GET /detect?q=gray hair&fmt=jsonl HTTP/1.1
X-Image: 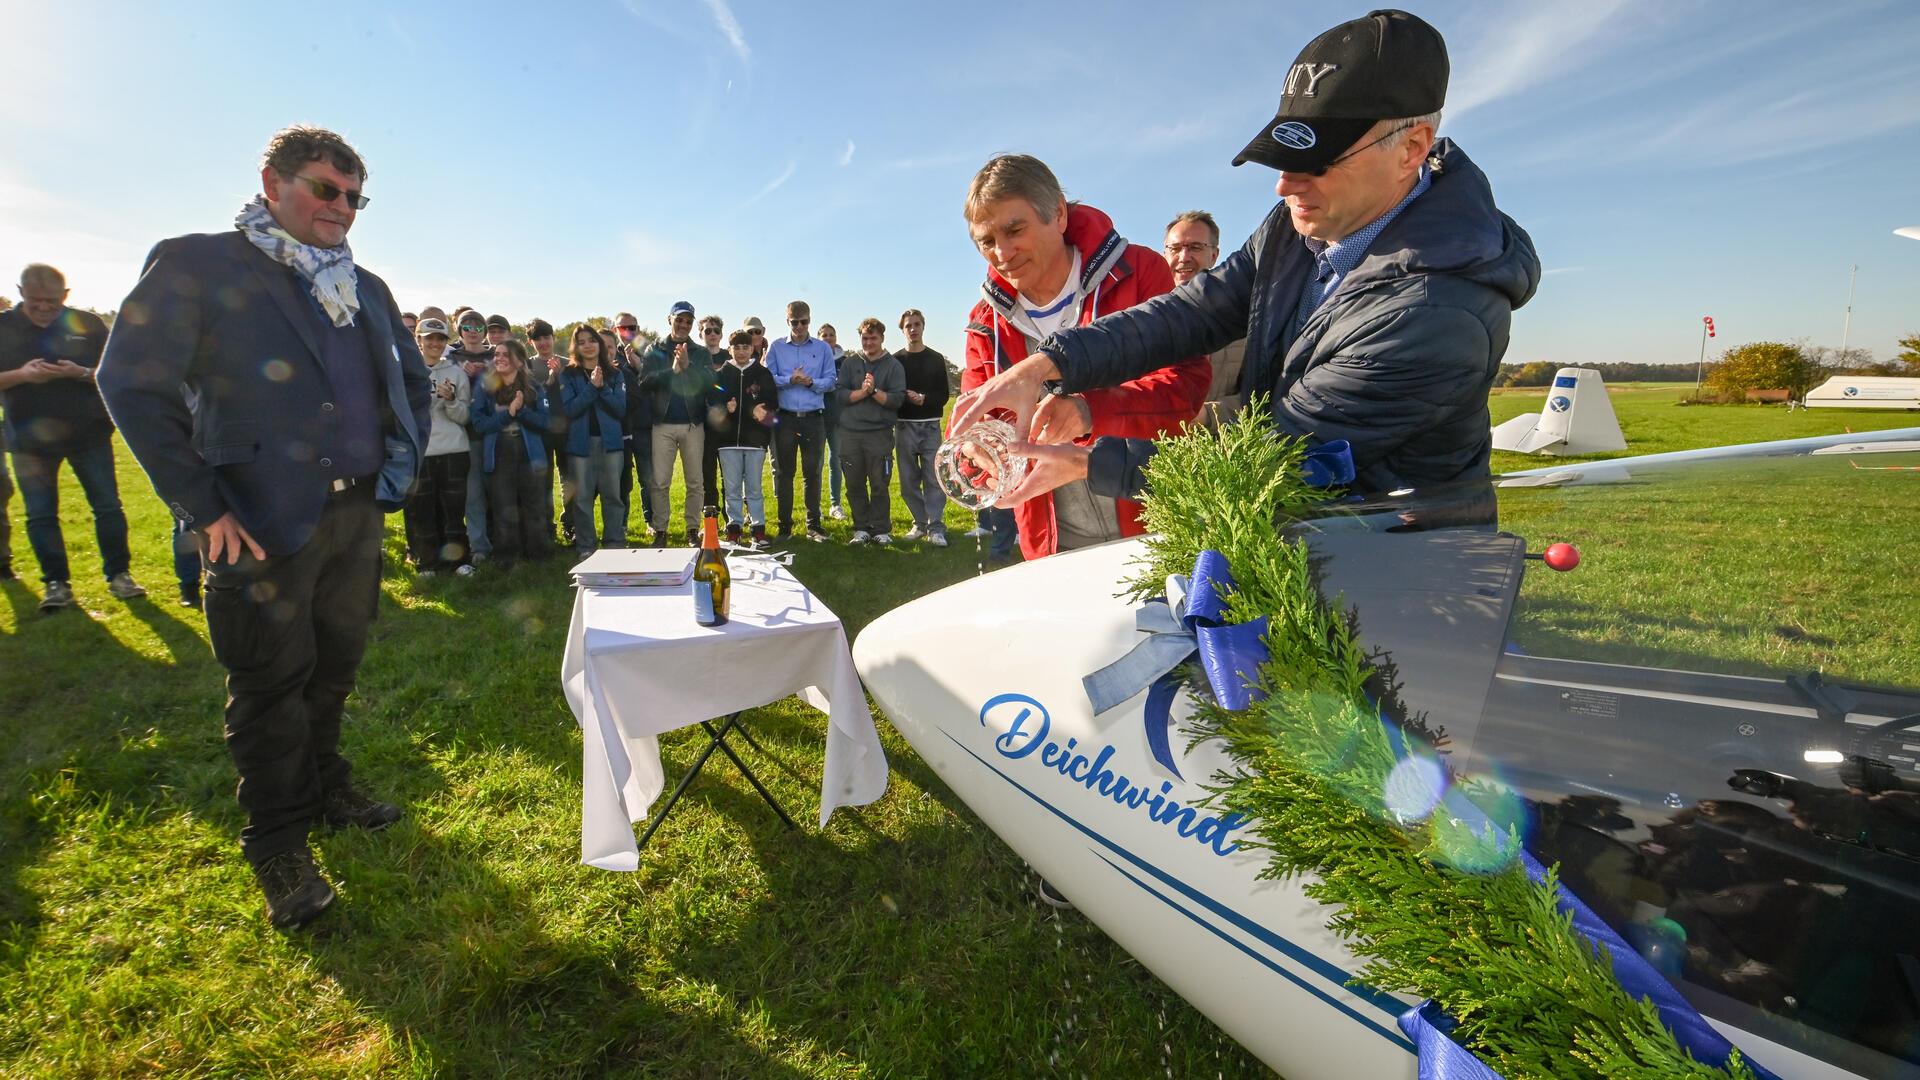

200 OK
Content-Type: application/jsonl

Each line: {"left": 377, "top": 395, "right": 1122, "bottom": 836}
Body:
{"left": 1164, "top": 210, "right": 1220, "bottom": 248}
{"left": 19, "top": 263, "right": 66, "bottom": 291}
{"left": 1385, "top": 110, "right": 1443, "bottom": 147}
{"left": 965, "top": 154, "right": 1066, "bottom": 224}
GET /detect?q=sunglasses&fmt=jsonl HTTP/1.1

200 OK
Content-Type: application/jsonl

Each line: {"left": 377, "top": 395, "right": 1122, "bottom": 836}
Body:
{"left": 283, "top": 171, "right": 370, "bottom": 210}
{"left": 788, "top": 318, "right": 810, "bottom": 326}
{"left": 1302, "top": 122, "right": 1414, "bottom": 178}
{"left": 458, "top": 323, "right": 484, "bottom": 333}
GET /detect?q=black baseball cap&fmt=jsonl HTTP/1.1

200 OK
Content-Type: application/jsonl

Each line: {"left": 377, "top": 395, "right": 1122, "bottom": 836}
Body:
{"left": 1233, "top": 9, "right": 1448, "bottom": 173}
{"left": 484, "top": 313, "right": 510, "bottom": 330}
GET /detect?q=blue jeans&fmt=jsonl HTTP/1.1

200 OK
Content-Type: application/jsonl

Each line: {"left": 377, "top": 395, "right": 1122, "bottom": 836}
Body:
{"left": 11, "top": 439, "right": 131, "bottom": 584}
{"left": 464, "top": 447, "right": 492, "bottom": 557}
{"left": 569, "top": 443, "right": 628, "bottom": 554}
{"left": 717, "top": 446, "right": 767, "bottom": 527}
{"left": 0, "top": 450, "right": 12, "bottom": 571}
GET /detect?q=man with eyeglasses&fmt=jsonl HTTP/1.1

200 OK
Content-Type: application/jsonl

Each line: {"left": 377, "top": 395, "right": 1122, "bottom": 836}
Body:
{"left": 1161, "top": 210, "right": 1246, "bottom": 429}
{"left": 99, "top": 125, "right": 432, "bottom": 931}
{"left": 637, "top": 301, "right": 714, "bottom": 546}
{"left": 447, "top": 309, "right": 496, "bottom": 561}
{"left": 951, "top": 9, "right": 1539, "bottom": 503}
{"left": 697, "top": 314, "right": 728, "bottom": 511}
{"left": 763, "top": 300, "right": 837, "bottom": 541}
{"left": 0, "top": 263, "right": 144, "bottom": 610}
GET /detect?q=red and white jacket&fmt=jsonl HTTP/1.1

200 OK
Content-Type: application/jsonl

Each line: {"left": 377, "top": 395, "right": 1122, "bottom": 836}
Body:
{"left": 961, "top": 203, "right": 1209, "bottom": 560}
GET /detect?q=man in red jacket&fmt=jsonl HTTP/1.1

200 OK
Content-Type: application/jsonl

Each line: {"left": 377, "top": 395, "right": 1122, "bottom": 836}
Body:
{"left": 959, "top": 154, "right": 1209, "bottom": 560}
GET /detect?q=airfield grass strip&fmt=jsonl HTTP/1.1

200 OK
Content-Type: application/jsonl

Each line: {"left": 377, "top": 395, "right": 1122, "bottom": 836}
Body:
{"left": 1129, "top": 404, "right": 1753, "bottom": 1079}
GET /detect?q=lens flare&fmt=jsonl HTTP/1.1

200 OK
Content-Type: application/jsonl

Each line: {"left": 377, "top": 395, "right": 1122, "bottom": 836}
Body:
{"left": 1383, "top": 753, "right": 1447, "bottom": 823}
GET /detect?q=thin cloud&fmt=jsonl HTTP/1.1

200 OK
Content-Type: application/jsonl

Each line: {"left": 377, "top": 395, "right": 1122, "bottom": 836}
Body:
{"left": 741, "top": 161, "right": 797, "bottom": 207}
{"left": 701, "top": 0, "right": 750, "bottom": 62}
{"left": 1542, "top": 267, "right": 1585, "bottom": 277}
{"left": 839, "top": 139, "right": 856, "bottom": 167}
{"left": 1445, "top": 0, "right": 1640, "bottom": 122}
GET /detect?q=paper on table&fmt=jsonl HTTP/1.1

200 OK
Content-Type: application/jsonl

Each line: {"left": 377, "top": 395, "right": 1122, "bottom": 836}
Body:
{"left": 571, "top": 547, "right": 695, "bottom": 587}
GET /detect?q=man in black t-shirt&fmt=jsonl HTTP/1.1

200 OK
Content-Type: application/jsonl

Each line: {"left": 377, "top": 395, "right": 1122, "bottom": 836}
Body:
{"left": 893, "top": 308, "right": 952, "bottom": 546}
{"left": 0, "top": 263, "right": 143, "bottom": 611}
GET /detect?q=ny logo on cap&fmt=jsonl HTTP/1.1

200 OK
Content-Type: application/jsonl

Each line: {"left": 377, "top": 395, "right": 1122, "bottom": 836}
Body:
{"left": 1284, "top": 62, "right": 1340, "bottom": 97}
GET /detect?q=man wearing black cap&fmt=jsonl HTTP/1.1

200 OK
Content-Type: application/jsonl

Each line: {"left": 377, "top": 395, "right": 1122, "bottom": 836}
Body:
{"left": 951, "top": 9, "right": 1540, "bottom": 499}
{"left": 483, "top": 314, "right": 511, "bottom": 348}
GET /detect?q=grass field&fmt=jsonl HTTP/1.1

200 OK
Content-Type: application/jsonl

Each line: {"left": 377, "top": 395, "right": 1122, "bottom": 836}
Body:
{"left": 2, "top": 387, "right": 1916, "bottom": 1077}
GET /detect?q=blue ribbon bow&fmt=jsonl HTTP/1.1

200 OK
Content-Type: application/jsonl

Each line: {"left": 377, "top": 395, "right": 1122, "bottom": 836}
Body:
{"left": 1302, "top": 438, "right": 1356, "bottom": 489}
{"left": 1083, "top": 550, "right": 1270, "bottom": 779}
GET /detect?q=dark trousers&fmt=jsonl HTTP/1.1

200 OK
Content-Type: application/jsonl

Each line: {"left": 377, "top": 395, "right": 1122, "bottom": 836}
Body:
{"left": 172, "top": 520, "right": 201, "bottom": 589}
{"left": 622, "top": 432, "right": 654, "bottom": 533}
{"left": 401, "top": 451, "right": 471, "bottom": 570}
{"left": 203, "top": 482, "right": 382, "bottom": 866}
{"left": 700, "top": 427, "right": 722, "bottom": 515}
{"left": 840, "top": 426, "right": 894, "bottom": 535}
{"left": 773, "top": 410, "right": 826, "bottom": 530}
{"left": 984, "top": 508, "right": 1017, "bottom": 558}
{"left": 11, "top": 438, "right": 131, "bottom": 584}
{"left": 487, "top": 433, "right": 553, "bottom": 565}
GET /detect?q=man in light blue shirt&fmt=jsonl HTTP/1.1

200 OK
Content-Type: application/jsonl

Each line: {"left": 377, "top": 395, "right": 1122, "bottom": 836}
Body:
{"left": 763, "top": 300, "right": 837, "bottom": 539}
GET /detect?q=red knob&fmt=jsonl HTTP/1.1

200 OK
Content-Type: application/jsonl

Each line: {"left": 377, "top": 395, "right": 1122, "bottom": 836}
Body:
{"left": 1543, "top": 543, "right": 1580, "bottom": 572}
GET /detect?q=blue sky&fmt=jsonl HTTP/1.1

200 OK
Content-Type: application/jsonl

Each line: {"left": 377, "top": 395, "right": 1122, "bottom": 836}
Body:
{"left": 4, "top": 0, "right": 1918, "bottom": 369}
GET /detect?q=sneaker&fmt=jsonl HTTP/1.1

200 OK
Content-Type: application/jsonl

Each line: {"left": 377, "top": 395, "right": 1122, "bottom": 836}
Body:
{"left": 875, "top": 533, "right": 892, "bottom": 546}
{"left": 776, "top": 526, "right": 794, "bottom": 542}
{"left": 806, "top": 525, "right": 829, "bottom": 542}
{"left": 38, "top": 580, "right": 73, "bottom": 613}
{"left": 254, "top": 847, "right": 335, "bottom": 930}
{"left": 725, "top": 523, "right": 742, "bottom": 543}
{"left": 929, "top": 530, "right": 949, "bottom": 548}
{"left": 752, "top": 526, "right": 769, "bottom": 545}
{"left": 415, "top": 568, "right": 438, "bottom": 579}
{"left": 963, "top": 525, "right": 990, "bottom": 539}
{"left": 650, "top": 530, "right": 671, "bottom": 548}
{"left": 178, "top": 582, "right": 201, "bottom": 609}
{"left": 849, "top": 530, "right": 871, "bottom": 545}
{"left": 453, "top": 564, "right": 478, "bottom": 578}
{"left": 107, "top": 572, "right": 146, "bottom": 600}
{"left": 470, "top": 552, "right": 490, "bottom": 564}
{"left": 1036, "top": 877, "right": 1074, "bottom": 910}
{"left": 902, "top": 524, "right": 926, "bottom": 541}
{"left": 828, "top": 505, "right": 846, "bottom": 521}
{"left": 685, "top": 528, "right": 700, "bottom": 546}
{"left": 321, "top": 784, "right": 403, "bottom": 831}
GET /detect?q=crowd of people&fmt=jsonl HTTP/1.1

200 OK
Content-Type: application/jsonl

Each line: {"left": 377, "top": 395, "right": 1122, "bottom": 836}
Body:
{"left": 381, "top": 296, "right": 964, "bottom": 578}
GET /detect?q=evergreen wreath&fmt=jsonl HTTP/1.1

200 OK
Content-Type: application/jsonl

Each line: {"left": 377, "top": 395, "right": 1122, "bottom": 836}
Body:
{"left": 1124, "top": 403, "right": 1752, "bottom": 1079}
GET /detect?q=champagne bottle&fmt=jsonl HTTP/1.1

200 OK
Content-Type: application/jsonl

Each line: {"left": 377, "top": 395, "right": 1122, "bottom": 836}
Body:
{"left": 693, "top": 511, "right": 730, "bottom": 626}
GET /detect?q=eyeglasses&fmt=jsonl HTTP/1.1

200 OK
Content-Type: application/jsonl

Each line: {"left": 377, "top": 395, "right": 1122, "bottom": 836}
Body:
{"left": 1164, "top": 242, "right": 1216, "bottom": 257}
{"left": 282, "top": 171, "right": 370, "bottom": 210}
{"left": 1302, "top": 121, "right": 1416, "bottom": 178}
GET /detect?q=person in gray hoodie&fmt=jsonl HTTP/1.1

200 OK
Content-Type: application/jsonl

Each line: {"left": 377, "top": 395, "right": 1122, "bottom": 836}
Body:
{"left": 834, "top": 318, "right": 905, "bottom": 544}
{"left": 950, "top": 10, "right": 1539, "bottom": 504}
{"left": 402, "top": 318, "right": 475, "bottom": 576}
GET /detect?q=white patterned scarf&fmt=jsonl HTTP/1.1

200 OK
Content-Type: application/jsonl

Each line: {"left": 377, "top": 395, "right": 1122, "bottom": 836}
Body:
{"left": 234, "top": 195, "right": 361, "bottom": 327}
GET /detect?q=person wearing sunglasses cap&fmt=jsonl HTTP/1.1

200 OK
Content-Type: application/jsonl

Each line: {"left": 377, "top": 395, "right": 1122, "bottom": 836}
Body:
{"left": 98, "top": 124, "right": 432, "bottom": 931}
{"left": 951, "top": 8, "right": 1539, "bottom": 504}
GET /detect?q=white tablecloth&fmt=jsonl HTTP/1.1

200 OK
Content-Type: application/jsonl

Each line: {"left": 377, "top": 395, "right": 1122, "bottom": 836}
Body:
{"left": 561, "top": 558, "right": 889, "bottom": 870}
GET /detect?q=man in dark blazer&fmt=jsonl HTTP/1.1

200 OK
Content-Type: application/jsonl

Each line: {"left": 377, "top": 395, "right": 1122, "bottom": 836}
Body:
{"left": 98, "top": 125, "right": 431, "bottom": 930}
